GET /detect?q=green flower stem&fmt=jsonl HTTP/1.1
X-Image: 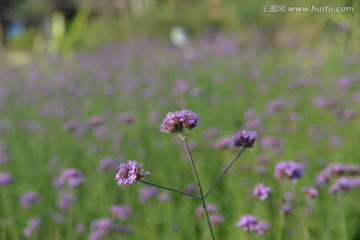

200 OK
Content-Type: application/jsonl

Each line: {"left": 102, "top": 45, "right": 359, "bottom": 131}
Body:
{"left": 139, "top": 180, "right": 201, "bottom": 201}
{"left": 204, "top": 147, "right": 245, "bottom": 199}
{"left": 322, "top": 193, "right": 345, "bottom": 240}
{"left": 180, "top": 134, "right": 216, "bottom": 240}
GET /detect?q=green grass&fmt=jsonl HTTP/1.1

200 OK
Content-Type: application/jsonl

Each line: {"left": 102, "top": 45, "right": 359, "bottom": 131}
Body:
{"left": 1, "top": 30, "right": 360, "bottom": 239}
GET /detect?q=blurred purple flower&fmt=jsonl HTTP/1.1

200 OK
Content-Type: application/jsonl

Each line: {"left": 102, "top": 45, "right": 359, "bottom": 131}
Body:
{"left": 236, "top": 214, "right": 258, "bottom": 231}
{"left": 267, "top": 99, "right": 285, "bottom": 114}
{"left": 255, "top": 220, "right": 269, "bottom": 235}
{"left": 19, "top": 191, "right": 40, "bottom": 208}
{"left": 302, "top": 187, "right": 319, "bottom": 199}
{"left": 336, "top": 76, "right": 353, "bottom": 90}
{"left": 111, "top": 205, "right": 133, "bottom": 220}
{"left": 253, "top": 183, "right": 272, "bottom": 201}
{"left": 56, "top": 168, "right": 84, "bottom": 188}
{"left": 57, "top": 193, "right": 76, "bottom": 210}
{"left": 118, "top": 113, "right": 136, "bottom": 124}
{"left": 210, "top": 214, "right": 224, "bottom": 226}
{"left": 0, "top": 172, "right": 12, "bottom": 186}
{"left": 28, "top": 215, "right": 42, "bottom": 228}
{"left": 139, "top": 186, "right": 158, "bottom": 203}
{"left": 99, "top": 157, "right": 118, "bottom": 172}
{"left": 274, "top": 161, "right": 303, "bottom": 182}
{"left": 330, "top": 177, "right": 352, "bottom": 194}
{"left": 212, "top": 136, "right": 233, "bottom": 150}
{"left": 115, "top": 160, "right": 150, "bottom": 185}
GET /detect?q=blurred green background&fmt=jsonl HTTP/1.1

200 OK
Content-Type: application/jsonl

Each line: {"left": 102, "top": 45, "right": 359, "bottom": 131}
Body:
{"left": 1, "top": 0, "right": 359, "bottom": 55}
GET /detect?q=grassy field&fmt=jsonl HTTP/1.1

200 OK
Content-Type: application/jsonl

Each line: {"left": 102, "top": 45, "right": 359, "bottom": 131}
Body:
{"left": 1, "top": 29, "right": 360, "bottom": 240}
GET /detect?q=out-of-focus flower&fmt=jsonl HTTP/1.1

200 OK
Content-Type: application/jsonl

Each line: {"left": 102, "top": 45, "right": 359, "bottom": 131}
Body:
{"left": 274, "top": 161, "right": 303, "bottom": 182}
{"left": 111, "top": 205, "right": 132, "bottom": 220}
{"left": 160, "top": 110, "right": 200, "bottom": 134}
{"left": 231, "top": 130, "right": 257, "bottom": 148}
{"left": 0, "top": 172, "right": 12, "bottom": 186}
{"left": 139, "top": 186, "right": 158, "bottom": 203}
{"left": 253, "top": 183, "right": 272, "bottom": 201}
{"left": 56, "top": 168, "right": 84, "bottom": 188}
{"left": 212, "top": 136, "right": 233, "bottom": 150}
{"left": 236, "top": 214, "right": 258, "bottom": 231}
{"left": 57, "top": 193, "right": 76, "bottom": 210}
{"left": 210, "top": 214, "right": 224, "bottom": 226}
{"left": 330, "top": 177, "right": 352, "bottom": 194}
{"left": 302, "top": 187, "right": 319, "bottom": 199}
{"left": 115, "top": 160, "right": 150, "bottom": 185}
{"left": 118, "top": 113, "right": 136, "bottom": 124}
{"left": 99, "top": 157, "right": 118, "bottom": 172}
{"left": 282, "top": 204, "right": 293, "bottom": 215}
{"left": 255, "top": 221, "right": 269, "bottom": 235}
{"left": 19, "top": 191, "right": 40, "bottom": 208}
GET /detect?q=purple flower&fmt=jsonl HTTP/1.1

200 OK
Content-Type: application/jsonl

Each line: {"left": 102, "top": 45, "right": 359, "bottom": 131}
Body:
{"left": 210, "top": 214, "right": 225, "bottom": 226}
{"left": 139, "top": 186, "right": 158, "bottom": 203}
{"left": 28, "top": 215, "right": 42, "bottom": 228}
{"left": 57, "top": 193, "right": 76, "bottom": 210}
{"left": 302, "top": 187, "right": 319, "bottom": 199}
{"left": 231, "top": 130, "right": 257, "bottom": 148}
{"left": 160, "top": 110, "right": 200, "bottom": 134}
{"left": 330, "top": 177, "right": 352, "bottom": 194}
{"left": 19, "top": 191, "right": 40, "bottom": 208}
{"left": 253, "top": 183, "right": 272, "bottom": 201}
{"left": 0, "top": 172, "right": 12, "bottom": 186}
{"left": 90, "top": 218, "right": 114, "bottom": 236}
{"left": 236, "top": 214, "right": 258, "bottom": 231}
{"left": 255, "top": 221, "right": 269, "bottom": 235}
{"left": 111, "top": 205, "right": 132, "bottom": 220}
{"left": 274, "top": 161, "right": 303, "bottom": 182}
{"left": 99, "top": 157, "right": 118, "bottom": 172}
{"left": 118, "top": 113, "right": 136, "bottom": 124}
{"left": 56, "top": 168, "right": 84, "bottom": 187}
{"left": 115, "top": 160, "right": 150, "bottom": 185}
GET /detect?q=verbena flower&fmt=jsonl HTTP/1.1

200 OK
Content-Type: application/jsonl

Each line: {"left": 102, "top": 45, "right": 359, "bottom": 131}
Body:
{"left": 253, "top": 183, "right": 272, "bottom": 201}
{"left": 56, "top": 168, "right": 84, "bottom": 188}
{"left": 19, "top": 191, "right": 40, "bottom": 208}
{"left": 274, "top": 161, "right": 303, "bottom": 182}
{"left": 236, "top": 214, "right": 258, "bottom": 231}
{"left": 116, "top": 160, "right": 150, "bottom": 185}
{"left": 302, "top": 187, "right": 319, "bottom": 199}
{"left": 329, "top": 177, "right": 352, "bottom": 194}
{"left": 0, "top": 172, "right": 12, "bottom": 186}
{"left": 111, "top": 205, "right": 133, "bottom": 220}
{"left": 159, "top": 110, "right": 200, "bottom": 134}
{"left": 255, "top": 220, "right": 269, "bottom": 235}
{"left": 231, "top": 130, "right": 257, "bottom": 148}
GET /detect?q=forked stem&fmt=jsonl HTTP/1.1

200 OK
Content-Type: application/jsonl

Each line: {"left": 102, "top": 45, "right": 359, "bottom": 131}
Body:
{"left": 180, "top": 133, "right": 216, "bottom": 240}
{"left": 204, "top": 147, "right": 245, "bottom": 198}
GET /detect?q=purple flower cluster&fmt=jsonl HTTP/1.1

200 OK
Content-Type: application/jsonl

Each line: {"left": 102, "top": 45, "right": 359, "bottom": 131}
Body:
{"left": 55, "top": 168, "right": 84, "bottom": 188}
{"left": 111, "top": 205, "right": 133, "bottom": 220}
{"left": 236, "top": 214, "right": 269, "bottom": 235}
{"left": 231, "top": 130, "right": 257, "bottom": 148}
{"left": 301, "top": 187, "right": 319, "bottom": 199}
{"left": 274, "top": 161, "right": 303, "bottom": 182}
{"left": 159, "top": 110, "right": 200, "bottom": 134}
{"left": 19, "top": 191, "right": 40, "bottom": 208}
{"left": 89, "top": 218, "right": 114, "bottom": 240}
{"left": 315, "top": 163, "right": 360, "bottom": 186}
{"left": 253, "top": 183, "right": 272, "bottom": 201}
{"left": 115, "top": 160, "right": 150, "bottom": 185}
{"left": 23, "top": 216, "right": 42, "bottom": 238}
{"left": 329, "top": 177, "right": 353, "bottom": 194}
{"left": 0, "top": 172, "right": 12, "bottom": 186}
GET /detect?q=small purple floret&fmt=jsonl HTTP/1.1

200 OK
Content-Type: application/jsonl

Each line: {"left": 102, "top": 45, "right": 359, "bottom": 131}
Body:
{"left": 115, "top": 160, "right": 150, "bottom": 185}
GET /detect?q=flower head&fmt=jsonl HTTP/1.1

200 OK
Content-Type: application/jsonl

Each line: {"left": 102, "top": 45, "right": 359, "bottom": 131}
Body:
{"left": 231, "top": 130, "right": 257, "bottom": 148}
{"left": 236, "top": 214, "right": 258, "bottom": 231}
{"left": 160, "top": 110, "right": 200, "bottom": 134}
{"left": 253, "top": 183, "right": 272, "bottom": 201}
{"left": 56, "top": 168, "right": 84, "bottom": 188}
{"left": 115, "top": 160, "right": 150, "bottom": 185}
{"left": 274, "top": 161, "right": 303, "bottom": 182}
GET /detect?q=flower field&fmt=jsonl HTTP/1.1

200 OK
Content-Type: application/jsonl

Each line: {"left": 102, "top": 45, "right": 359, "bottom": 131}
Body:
{"left": 1, "top": 31, "right": 360, "bottom": 239}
